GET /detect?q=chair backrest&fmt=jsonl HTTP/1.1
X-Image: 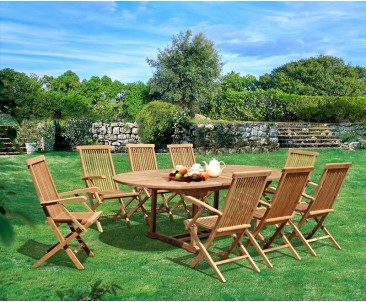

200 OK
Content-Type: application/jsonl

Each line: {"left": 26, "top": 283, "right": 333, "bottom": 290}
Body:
{"left": 284, "top": 149, "right": 319, "bottom": 168}
{"left": 310, "top": 162, "right": 352, "bottom": 212}
{"left": 26, "top": 155, "right": 65, "bottom": 217}
{"left": 76, "top": 145, "right": 118, "bottom": 191}
{"left": 167, "top": 144, "right": 196, "bottom": 168}
{"left": 126, "top": 144, "right": 158, "bottom": 172}
{"left": 266, "top": 166, "right": 313, "bottom": 220}
{"left": 216, "top": 170, "right": 271, "bottom": 231}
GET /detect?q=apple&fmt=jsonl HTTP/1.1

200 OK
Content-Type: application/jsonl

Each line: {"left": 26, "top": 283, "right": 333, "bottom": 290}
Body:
{"left": 175, "top": 173, "right": 183, "bottom": 179}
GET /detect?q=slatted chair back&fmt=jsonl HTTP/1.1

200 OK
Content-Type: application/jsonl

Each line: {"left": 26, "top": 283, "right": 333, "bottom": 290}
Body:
{"left": 284, "top": 149, "right": 319, "bottom": 168}
{"left": 309, "top": 163, "right": 351, "bottom": 213}
{"left": 77, "top": 145, "right": 118, "bottom": 191}
{"left": 126, "top": 144, "right": 158, "bottom": 171}
{"left": 266, "top": 167, "right": 313, "bottom": 220}
{"left": 167, "top": 144, "right": 196, "bottom": 168}
{"left": 26, "top": 156, "right": 64, "bottom": 217}
{"left": 217, "top": 170, "right": 272, "bottom": 231}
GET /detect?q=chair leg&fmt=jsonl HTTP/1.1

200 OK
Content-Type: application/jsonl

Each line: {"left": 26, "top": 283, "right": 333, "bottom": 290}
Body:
{"left": 190, "top": 231, "right": 226, "bottom": 283}
{"left": 33, "top": 227, "right": 85, "bottom": 270}
{"left": 244, "top": 229, "right": 273, "bottom": 268}
{"left": 288, "top": 220, "right": 317, "bottom": 256}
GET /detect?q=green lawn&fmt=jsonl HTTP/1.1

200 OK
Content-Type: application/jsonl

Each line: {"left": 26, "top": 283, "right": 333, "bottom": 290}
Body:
{"left": 0, "top": 149, "right": 365, "bottom": 300}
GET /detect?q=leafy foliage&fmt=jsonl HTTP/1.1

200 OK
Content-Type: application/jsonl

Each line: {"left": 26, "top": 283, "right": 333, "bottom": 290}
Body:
{"left": 61, "top": 117, "right": 96, "bottom": 149}
{"left": 147, "top": 29, "right": 223, "bottom": 116}
{"left": 116, "top": 82, "right": 150, "bottom": 121}
{"left": 0, "top": 68, "right": 43, "bottom": 122}
{"left": 207, "top": 88, "right": 292, "bottom": 121}
{"left": 15, "top": 119, "right": 55, "bottom": 149}
{"left": 56, "top": 279, "right": 121, "bottom": 301}
{"left": 258, "top": 55, "right": 366, "bottom": 96}
{"left": 171, "top": 110, "right": 192, "bottom": 143}
{"left": 136, "top": 100, "right": 178, "bottom": 149}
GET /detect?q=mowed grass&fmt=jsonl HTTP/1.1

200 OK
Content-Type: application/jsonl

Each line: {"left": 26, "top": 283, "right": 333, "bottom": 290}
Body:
{"left": 0, "top": 148, "right": 365, "bottom": 300}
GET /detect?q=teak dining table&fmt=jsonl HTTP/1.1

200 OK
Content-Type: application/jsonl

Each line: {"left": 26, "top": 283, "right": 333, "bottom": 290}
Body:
{"left": 114, "top": 165, "right": 281, "bottom": 252}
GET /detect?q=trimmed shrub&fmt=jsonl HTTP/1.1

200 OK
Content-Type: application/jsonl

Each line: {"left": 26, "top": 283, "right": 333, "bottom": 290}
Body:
{"left": 136, "top": 101, "right": 179, "bottom": 149}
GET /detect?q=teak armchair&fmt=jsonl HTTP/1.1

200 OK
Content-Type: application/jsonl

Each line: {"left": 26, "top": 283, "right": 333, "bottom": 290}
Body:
{"left": 26, "top": 155, "right": 102, "bottom": 270}
{"left": 183, "top": 170, "right": 272, "bottom": 283}
{"left": 246, "top": 166, "right": 316, "bottom": 267}
{"left": 126, "top": 144, "right": 177, "bottom": 221}
{"left": 76, "top": 145, "right": 147, "bottom": 230}
{"left": 289, "top": 162, "right": 352, "bottom": 255}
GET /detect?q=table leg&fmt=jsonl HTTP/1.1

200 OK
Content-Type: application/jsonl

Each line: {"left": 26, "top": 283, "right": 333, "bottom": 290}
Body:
{"left": 213, "top": 190, "right": 220, "bottom": 209}
{"left": 150, "top": 189, "right": 157, "bottom": 234}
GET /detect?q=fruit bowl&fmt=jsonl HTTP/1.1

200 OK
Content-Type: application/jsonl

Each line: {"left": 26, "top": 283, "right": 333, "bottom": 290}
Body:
{"left": 168, "top": 173, "right": 205, "bottom": 182}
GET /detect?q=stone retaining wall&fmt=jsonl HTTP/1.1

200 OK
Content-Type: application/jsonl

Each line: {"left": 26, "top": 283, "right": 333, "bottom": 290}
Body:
{"left": 91, "top": 122, "right": 279, "bottom": 153}
{"left": 91, "top": 121, "right": 365, "bottom": 153}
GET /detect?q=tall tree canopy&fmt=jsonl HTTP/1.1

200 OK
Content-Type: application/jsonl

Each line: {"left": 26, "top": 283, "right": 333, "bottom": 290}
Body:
{"left": 0, "top": 68, "right": 43, "bottom": 122}
{"left": 147, "top": 29, "right": 223, "bottom": 116}
{"left": 258, "top": 55, "right": 366, "bottom": 96}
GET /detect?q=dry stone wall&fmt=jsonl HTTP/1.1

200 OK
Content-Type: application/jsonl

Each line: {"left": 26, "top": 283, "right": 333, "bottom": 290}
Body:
{"left": 91, "top": 121, "right": 365, "bottom": 153}
{"left": 91, "top": 121, "right": 279, "bottom": 153}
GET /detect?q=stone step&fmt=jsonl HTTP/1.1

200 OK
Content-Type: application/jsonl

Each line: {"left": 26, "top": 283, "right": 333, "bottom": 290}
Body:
{"left": 278, "top": 135, "right": 337, "bottom": 140}
{"left": 0, "top": 151, "right": 22, "bottom": 155}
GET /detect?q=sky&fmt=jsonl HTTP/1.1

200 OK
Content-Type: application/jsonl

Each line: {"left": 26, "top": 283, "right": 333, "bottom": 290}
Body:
{"left": 1, "top": 1, "right": 366, "bottom": 84}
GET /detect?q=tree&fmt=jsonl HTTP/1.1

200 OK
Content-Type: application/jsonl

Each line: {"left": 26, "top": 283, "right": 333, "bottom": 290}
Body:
{"left": 258, "top": 55, "right": 366, "bottom": 96}
{"left": 0, "top": 68, "right": 43, "bottom": 122}
{"left": 117, "top": 82, "right": 149, "bottom": 120}
{"left": 147, "top": 29, "right": 223, "bottom": 116}
{"left": 220, "top": 71, "right": 258, "bottom": 91}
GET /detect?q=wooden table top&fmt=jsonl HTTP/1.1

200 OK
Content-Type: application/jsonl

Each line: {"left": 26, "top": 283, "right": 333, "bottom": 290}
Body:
{"left": 114, "top": 165, "right": 281, "bottom": 192}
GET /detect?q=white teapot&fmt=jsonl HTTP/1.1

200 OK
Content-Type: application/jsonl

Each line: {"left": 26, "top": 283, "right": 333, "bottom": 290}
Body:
{"left": 203, "top": 158, "right": 226, "bottom": 177}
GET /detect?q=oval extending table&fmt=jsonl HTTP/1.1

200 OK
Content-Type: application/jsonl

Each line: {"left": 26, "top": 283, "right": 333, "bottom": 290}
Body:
{"left": 114, "top": 165, "right": 281, "bottom": 252}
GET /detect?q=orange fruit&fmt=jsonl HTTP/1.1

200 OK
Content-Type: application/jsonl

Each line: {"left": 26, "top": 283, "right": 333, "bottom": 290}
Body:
{"left": 179, "top": 167, "right": 188, "bottom": 174}
{"left": 201, "top": 171, "right": 209, "bottom": 180}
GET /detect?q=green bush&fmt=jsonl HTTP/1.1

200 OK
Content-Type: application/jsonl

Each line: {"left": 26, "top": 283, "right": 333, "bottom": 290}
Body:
{"left": 60, "top": 117, "right": 95, "bottom": 150}
{"left": 206, "top": 88, "right": 290, "bottom": 121}
{"left": 15, "top": 119, "right": 55, "bottom": 150}
{"left": 288, "top": 95, "right": 366, "bottom": 122}
{"left": 136, "top": 100, "right": 179, "bottom": 149}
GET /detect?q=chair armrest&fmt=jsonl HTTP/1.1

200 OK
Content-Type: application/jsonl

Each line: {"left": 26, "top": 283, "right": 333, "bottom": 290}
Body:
{"left": 59, "top": 187, "right": 100, "bottom": 197}
{"left": 184, "top": 196, "right": 221, "bottom": 216}
{"left": 259, "top": 199, "right": 271, "bottom": 208}
{"left": 58, "top": 196, "right": 88, "bottom": 204}
{"left": 82, "top": 175, "right": 106, "bottom": 181}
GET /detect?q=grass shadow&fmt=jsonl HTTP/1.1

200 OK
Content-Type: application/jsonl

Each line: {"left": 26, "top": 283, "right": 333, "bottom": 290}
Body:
{"left": 17, "top": 239, "right": 89, "bottom": 269}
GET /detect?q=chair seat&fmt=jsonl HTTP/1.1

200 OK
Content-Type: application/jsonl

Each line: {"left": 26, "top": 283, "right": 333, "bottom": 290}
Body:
{"left": 295, "top": 202, "right": 309, "bottom": 212}
{"left": 195, "top": 215, "right": 219, "bottom": 230}
{"left": 54, "top": 211, "right": 102, "bottom": 225}
{"left": 253, "top": 207, "right": 267, "bottom": 219}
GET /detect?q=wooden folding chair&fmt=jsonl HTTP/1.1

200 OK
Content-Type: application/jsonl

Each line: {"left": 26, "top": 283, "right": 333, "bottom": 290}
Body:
{"left": 167, "top": 144, "right": 198, "bottom": 217}
{"left": 289, "top": 162, "right": 352, "bottom": 255}
{"left": 264, "top": 149, "right": 319, "bottom": 199}
{"left": 26, "top": 155, "right": 102, "bottom": 270}
{"left": 183, "top": 170, "right": 272, "bottom": 283}
{"left": 167, "top": 144, "right": 196, "bottom": 168}
{"left": 246, "top": 166, "right": 316, "bottom": 267}
{"left": 76, "top": 145, "right": 148, "bottom": 231}
{"left": 126, "top": 144, "right": 177, "bottom": 221}
{"left": 284, "top": 149, "right": 319, "bottom": 168}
